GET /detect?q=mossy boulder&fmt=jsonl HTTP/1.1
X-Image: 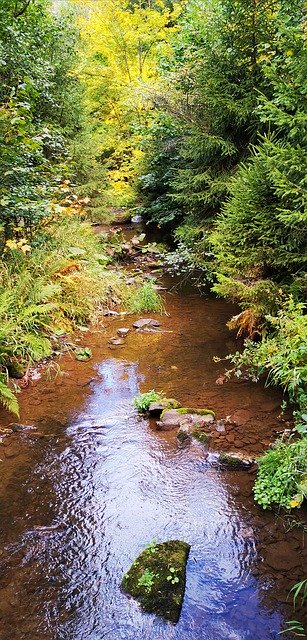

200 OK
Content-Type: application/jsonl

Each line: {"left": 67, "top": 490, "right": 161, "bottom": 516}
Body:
{"left": 219, "top": 451, "right": 255, "bottom": 468}
{"left": 121, "top": 540, "right": 190, "bottom": 623}
{"left": 148, "top": 398, "right": 181, "bottom": 417}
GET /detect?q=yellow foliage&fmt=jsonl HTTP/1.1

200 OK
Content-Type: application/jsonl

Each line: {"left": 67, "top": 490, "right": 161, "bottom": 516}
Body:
{"left": 73, "top": 0, "right": 181, "bottom": 209}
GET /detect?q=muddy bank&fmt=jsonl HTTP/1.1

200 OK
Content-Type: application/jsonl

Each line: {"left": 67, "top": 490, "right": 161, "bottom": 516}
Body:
{"left": 0, "top": 271, "right": 306, "bottom": 639}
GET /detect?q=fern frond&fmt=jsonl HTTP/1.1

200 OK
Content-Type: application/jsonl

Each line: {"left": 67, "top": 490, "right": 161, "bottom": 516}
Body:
{"left": 0, "top": 377, "right": 19, "bottom": 416}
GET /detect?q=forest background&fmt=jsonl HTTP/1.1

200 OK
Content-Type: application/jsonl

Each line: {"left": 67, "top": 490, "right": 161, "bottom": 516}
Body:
{"left": 0, "top": 0, "right": 306, "bottom": 512}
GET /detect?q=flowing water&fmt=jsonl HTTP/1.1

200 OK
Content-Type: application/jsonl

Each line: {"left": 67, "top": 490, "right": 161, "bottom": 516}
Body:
{"left": 0, "top": 262, "right": 306, "bottom": 640}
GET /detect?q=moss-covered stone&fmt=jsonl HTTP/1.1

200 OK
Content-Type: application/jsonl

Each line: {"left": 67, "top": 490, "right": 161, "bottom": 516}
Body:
{"left": 191, "top": 428, "right": 211, "bottom": 444}
{"left": 149, "top": 399, "right": 181, "bottom": 417}
{"left": 219, "top": 451, "right": 254, "bottom": 467}
{"left": 176, "top": 407, "right": 215, "bottom": 417}
{"left": 121, "top": 540, "right": 190, "bottom": 623}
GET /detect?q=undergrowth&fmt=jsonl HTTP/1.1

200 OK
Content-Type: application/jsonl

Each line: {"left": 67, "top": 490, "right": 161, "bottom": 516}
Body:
{"left": 0, "top": 215, "right": 128, "bottom": 415}
{"left": 223, "top": 297, "right": 307, "bottom": 511}
{"left": 254, "top": 437, "right": 307, "bottom": 509}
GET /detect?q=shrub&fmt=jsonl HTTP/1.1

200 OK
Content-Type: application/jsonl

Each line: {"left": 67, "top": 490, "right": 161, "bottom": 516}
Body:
{"left": 254, "top": 438, "right": 307, "bottom": 510}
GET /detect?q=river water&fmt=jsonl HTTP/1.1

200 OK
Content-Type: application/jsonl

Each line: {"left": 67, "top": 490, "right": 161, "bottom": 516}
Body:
{"left": 0, "top": 267, "right": 306, "bottom": 640}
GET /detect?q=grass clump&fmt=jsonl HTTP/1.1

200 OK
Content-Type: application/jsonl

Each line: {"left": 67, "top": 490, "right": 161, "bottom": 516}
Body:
{"left": 133, "top": 390, "right": 164, "bottom": 413}
{"left": 127, "top": 281, "right": 164, "bottom": 314}
{"left": 254, "top": 437, "right": 307, "bottom": 510}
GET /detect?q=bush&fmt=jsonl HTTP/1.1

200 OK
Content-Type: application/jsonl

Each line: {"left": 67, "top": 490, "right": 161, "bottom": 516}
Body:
{"left": 254, "top": 437, "right": 307, "bottom": 509}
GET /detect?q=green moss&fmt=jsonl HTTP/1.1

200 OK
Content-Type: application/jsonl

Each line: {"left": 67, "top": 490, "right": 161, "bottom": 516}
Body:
{"left": 164, "top": 399, "right": 181, "bottom": 410}
{"left": 176, "top": 407, "right": 215, "bottom": 417}
{"left": 220, "top": 452, "right": 238, "bottom": 466}
{"left": 192, "top": 428, "right": 210, "bottom": 443}
{"left": 121, "top": 540, "right": 190, "bottom": 623}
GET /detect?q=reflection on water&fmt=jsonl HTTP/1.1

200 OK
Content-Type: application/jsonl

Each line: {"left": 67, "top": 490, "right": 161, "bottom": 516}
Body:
{"left": 0, "top": 357, "right": 285, "bottom": 640}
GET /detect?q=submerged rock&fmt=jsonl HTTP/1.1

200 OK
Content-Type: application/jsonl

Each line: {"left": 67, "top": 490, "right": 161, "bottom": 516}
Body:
{"left": 121, "top": 540, "right": 190, "bottom": 623}
{"left": 109, "top": 337, "right": 125, "bottom": 346}
{"left": 133, "top": 318, "right": 161, "bottom": 329}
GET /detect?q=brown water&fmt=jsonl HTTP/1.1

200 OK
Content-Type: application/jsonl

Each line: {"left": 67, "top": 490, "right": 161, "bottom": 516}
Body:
{"left": 0, "top": 270, "right": 306, "bottom": 640}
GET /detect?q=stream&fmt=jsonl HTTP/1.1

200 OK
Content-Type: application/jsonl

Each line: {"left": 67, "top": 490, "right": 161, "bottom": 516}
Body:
{"left": 0, "top": 238, "right": 306, "bottom": 640}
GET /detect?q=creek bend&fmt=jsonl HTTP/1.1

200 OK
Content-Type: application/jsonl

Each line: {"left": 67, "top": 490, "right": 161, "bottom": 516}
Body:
{"left": 0, "top": 270, "right": 306, "bottom": 640}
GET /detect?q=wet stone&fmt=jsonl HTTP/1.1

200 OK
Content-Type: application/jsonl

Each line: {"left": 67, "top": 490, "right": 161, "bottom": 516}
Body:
{"left": 121, "top": 540, "right": 190, "bottom": 623}
{"left": 157, "top": 410, "right": 181, "bottom": 431}
{"left": 117, "top": 328, "right": 130, "bottom": 337}
{"left": 148, "top": 399, "right": 181, "bottom": 417}
{"left": 264, "top": 542, "right": 301, "bottom": 571}
{"left": 133, "top": 318, "right": 161, "bottom": 329}
{"left": 215, "top": 420, "right": 226, "bottom": 433}
{"left": 109, "top": 338, "right": 125, "bottom": 346}
{"left": 4, "top": 444, "right": 21, "bottom": 458}
{"left": 103, "top": 309, "right": 119, "bottom": 317}
{"left": 219, "top": 451, "right": 255, "bottom": 468}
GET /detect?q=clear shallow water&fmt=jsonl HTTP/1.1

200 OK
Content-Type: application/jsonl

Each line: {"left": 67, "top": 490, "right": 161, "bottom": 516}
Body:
{"left": 0, "top": 357, "right": 284, "bottom": 640}
{"left": 1, "top": 277, "right": 305, "bottom": 640}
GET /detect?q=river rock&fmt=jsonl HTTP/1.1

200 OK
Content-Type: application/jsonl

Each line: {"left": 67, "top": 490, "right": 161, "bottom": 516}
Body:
{"left": 157, "top": 407, "right": 215, "bottom": 432}
{"left": 109, "top": 338, "right": 125, "bottom": 346}
{"left": 156, "top": 410, "right": 181, "bottom": 431}
{"left": 103, "top": 309, "right": 119, "bottom": 317}
{"left": 219, "top": 451, "right": 255, "bottom": 468}
{"left": 121, "top": 539, "right": 190, "bottom": 623}
{"left": 133, "top": 318, "right": 160, "bottom": 329}
{"left": 177, "top": 425, "right": 192, "bottom": 443}
{"left": 148, "top": 399, "right": 181, "bottom": 417}
{"left": 117, "top": 328, "right": 130, "bottom": 337}
{"left": 215, "top": 420, "right": 226, "bottom": 433}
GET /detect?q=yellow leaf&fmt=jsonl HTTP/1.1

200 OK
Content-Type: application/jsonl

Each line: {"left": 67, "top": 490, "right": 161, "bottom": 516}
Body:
{"left": 5, "top": 239, "right": 18, "bottom": 249}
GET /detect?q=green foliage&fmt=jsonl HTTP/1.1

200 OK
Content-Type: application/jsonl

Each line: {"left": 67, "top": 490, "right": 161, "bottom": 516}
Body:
{"left": 137, "top": 568, "right": 157, "bottom": 592}
{"left": 139, "top": 0, "right": 279, "bottom": 228}
{"left": 0, "top": 374, "right": 20, "bottom": 417}
{"left": 167, "top": 567, "right": 179, "bottom": 584}
{"left": 254, "top": 437, "right": 307, "bottom": 510}
{"left": 0, "top": 0, "right": 82, "bottom": 242}
{"left": 145, "top": 539, "right": 158, "bottom": 554}
{"left": 0, "top": 216, "right": 128, "bottom": 413}
{"left": 212, "top": 5, "right": 307, "bottom": 312}
{"left": 133, "top": 390, "right": 164, "bottom": 413}
{"left": 224, "top": 298, "right": 307, "bottom": 432}
{"left": 75, "top": 347, "right": 92, "bottom": 361}
{"left": 281, "top": 580, "right": 307, "bottom": 637}
{"left": 127, "top": 281, "right": 164, "bottom": 314}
